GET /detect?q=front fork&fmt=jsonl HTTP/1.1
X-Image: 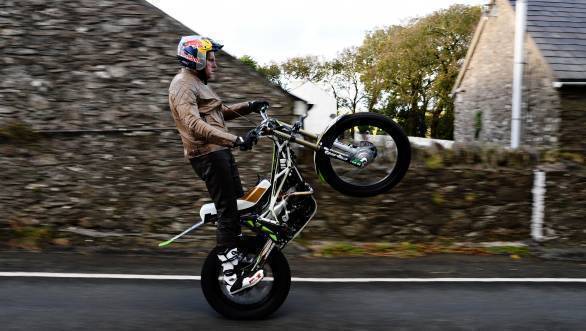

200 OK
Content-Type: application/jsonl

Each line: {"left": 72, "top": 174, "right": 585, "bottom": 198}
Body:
{"left": 250, "top": 239, "right": 276, "bottom": 272}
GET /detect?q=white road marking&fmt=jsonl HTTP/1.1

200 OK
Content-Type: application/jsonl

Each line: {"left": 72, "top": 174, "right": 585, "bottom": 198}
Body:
{"left": 290, "top": 278, "right": 586, "bottom": 283}
{"left": 1, "top": 272, "right": 586, "bottom": 282}
{"left": 0, "top": 272, "right": 200, "bottom": 280}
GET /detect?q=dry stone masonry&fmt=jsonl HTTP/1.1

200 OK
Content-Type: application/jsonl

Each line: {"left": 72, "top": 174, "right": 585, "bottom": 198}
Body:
{"left": 0, "top": 0, "right": 298, "bottom": 130}
{"left": 1, "top": 0, "right": 584, "bottom": 253}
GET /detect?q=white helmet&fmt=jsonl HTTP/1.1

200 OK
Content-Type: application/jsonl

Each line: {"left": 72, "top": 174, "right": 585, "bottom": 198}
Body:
{"left": 177, "top": 35, "right": 223, "bottom": 70}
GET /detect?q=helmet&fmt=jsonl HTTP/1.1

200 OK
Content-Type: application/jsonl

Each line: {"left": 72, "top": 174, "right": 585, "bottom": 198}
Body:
{"left": 177, "top": 35, "right": 224, "bottom": 70}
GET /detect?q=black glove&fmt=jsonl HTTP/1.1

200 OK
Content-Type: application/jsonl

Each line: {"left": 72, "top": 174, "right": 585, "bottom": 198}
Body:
{"left": 248, "top": 100, "right": 269, "bottom": 113}
{"left": 234, "top": 129, "right": 258, "bottom": 151}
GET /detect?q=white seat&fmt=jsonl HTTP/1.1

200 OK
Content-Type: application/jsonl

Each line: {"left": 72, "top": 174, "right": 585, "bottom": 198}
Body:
{"left": 199, "top": 179, "right": 271, "bottom": 222}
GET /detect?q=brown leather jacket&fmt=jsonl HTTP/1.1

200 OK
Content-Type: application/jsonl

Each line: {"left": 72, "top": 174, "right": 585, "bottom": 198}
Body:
{"left": 168, "top": 68, "right": 252, "bottom": 159}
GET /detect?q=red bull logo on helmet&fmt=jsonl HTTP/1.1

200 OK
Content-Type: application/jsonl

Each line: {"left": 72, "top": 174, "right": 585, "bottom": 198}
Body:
{"left": 177, "top": 35, "right": 214, "bottom": 70}
{"left": 182, "top": 37, "right": 212, "bottom": 51}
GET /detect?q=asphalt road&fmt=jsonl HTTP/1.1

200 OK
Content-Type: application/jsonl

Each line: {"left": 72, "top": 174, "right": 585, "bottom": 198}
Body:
{"left": 1, "top": 278, "right": 586, "bottom": 330}
{"left": 1, "top": 252, "right": 586, "bottom": 330}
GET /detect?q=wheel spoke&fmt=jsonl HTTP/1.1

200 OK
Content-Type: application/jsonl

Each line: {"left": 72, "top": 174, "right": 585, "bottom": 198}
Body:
{"left": 219, "top": 256, "right": 274, "bottom": 304}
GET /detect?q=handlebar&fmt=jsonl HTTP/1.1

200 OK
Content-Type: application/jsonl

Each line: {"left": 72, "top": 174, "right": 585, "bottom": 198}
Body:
{"left": 255, "top": 107, "right": 319, "bottom": 150}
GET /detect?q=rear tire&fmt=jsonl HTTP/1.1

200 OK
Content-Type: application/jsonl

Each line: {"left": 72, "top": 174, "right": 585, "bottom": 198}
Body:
{"left": 315, "top": 112, "right": 411, "bottom": 197}
{"left": 200, "top": 237, "right": 291, "bottom": 320}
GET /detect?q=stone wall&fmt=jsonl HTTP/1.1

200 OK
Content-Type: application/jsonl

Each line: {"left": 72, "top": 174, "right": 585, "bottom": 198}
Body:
{"left": 297, "top": 146, "right": 534, "bottom": 243}
{"left": 0, "top": 130, "right": 553, "bottom": 253}
{"left": 2, "top": 130, "right": 585, "bottom": 253}
{"left": 0, "top": 130, "right": 274, "bottom": 252}
{"left": 0, "top": 0, "right": 298, "bottom": 131}
{"left": 544, "top": 165, "right": 586, "bottom": 247}
{"left": 454, "top": 0, "right": 561, "bottom": 149}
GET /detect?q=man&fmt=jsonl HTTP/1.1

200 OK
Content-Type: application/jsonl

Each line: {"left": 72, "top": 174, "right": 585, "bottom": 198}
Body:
{"left": 168, "top": 35, "right": 268, "bottom": 294}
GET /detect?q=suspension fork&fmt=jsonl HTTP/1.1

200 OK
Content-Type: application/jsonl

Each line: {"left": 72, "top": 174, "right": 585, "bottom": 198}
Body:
{"left": 273, "top": 121, "right": 358, "bottom": 153}
{"left": 270, "top": 128, "right": 364, "bottom": 167}
{"left": 251, "top": 239, "right": 276, "bottom": 271}
{"left": 270, "top": 125, "right": 350, "bottom": 152}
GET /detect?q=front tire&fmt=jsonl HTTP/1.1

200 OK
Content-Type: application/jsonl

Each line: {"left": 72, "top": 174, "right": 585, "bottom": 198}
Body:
{"left": 200, "top": 237, "right": 291, "bottom": 319}
{"left": 315, "top": 112, "right": 411, "bottom": 197}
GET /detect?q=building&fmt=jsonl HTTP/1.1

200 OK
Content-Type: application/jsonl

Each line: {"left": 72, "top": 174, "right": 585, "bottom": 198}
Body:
{"left": 453, "top": 0, "right": 586, "bottom": 153}
{"left": 287, "top": 80, "right": 337, "bottom": 134}
{"left": 0, "top": 0, "right": 308, "bottom": 131}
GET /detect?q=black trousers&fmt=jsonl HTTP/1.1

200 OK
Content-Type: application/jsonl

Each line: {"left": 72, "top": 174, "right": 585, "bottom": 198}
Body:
{"left": 190, "top": 149, "right": 244, "bottom": 248}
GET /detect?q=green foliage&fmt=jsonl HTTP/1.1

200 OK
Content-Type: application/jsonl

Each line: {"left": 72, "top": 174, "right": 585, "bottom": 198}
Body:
{"left": 13, "top": 226, "right": 50, "bottom": 240}
{"left": 238, "top": 54, "right": 258, "bottom": 70}
{"left": 238, "top": 55, "right": 285, "bottom": 88}
{"left": 257, "top": 63, "right": 284, "bottom": 87}
{"left": 474, "top": 111, "right": 482, "bottom": 140}
{"left": 308, "top": 240, "right": 532, "bottom": 258}
{"left": 280, "top": 50, "right": 366, "bottom": 114}
{"left": 0, "top": 121, "right": 40, "bottom": 144}
{"left": 357, "top": 125, "right": 370, "bottom": 134}
{"left": 7, "top": 222, "right": 52, "bottom": 250}
{"left": 426, "top": 153, "right": 445, "bottom": 170}
{"left": 321, "top": 242, "right": 366, "bottom": 256}
{"left": 431, "top": 191, "right": 445, "bottom": 205}
{"left": 464, "top": 192, "right": 477, "bottom": 202}
{"left": 358, "top": 5, "right": 481, "bottom": 138}
{"left": 486, "top": 246, "right": 529, "bottom": 257}
{"left": 281, "top": 55, "right": 327, "bottom": 82}
{"left": 241, "top": 4, "right": 480, "bottom": 138}
{"left": 559, "top": 152, "right": 585, "bottom": 164}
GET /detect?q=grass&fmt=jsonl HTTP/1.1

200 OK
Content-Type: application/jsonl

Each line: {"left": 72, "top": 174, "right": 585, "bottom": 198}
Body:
{"left": 304, "top": 240, "right": 531, "bottom": 259}
{"left": 7, "top": 225, "right": 52, "bottom": 251}
{"left": 486, "top": 245, "right": 530, "bottom": 257}
{"left": 321, "top": 242, "right": 366, "bottom": 257}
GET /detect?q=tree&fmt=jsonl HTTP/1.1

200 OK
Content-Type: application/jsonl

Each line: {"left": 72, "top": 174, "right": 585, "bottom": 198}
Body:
{"left": 328, "top": 48, "right": 367, "bottom": 114}
{"left": 238, "top": 55, "right": 286, "bottom": 88}
{"left": 281, "top": 56, "right": 327, "bottom": 83}
{"left": 358, "top": 5, "right": 481, "bottom": 138}
{"left": 280, "top": 50, "right": 367, "bottom": 115}
{"left": 238, "top": 55, "right": 258, "bottom": 70}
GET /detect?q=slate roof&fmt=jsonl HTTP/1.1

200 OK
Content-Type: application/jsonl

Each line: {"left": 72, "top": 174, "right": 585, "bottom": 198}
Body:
{"left": 510, "top": 0, "right": 586, "bottom": 81}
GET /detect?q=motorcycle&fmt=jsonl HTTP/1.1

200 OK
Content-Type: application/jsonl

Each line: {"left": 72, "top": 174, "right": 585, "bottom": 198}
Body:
{"left": 159, "top": 106, "right": 411, "bottom": 319}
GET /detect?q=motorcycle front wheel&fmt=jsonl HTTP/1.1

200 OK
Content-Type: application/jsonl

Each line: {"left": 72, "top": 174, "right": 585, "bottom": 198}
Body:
{"left": 200, "top": 237, "right": 291, "bottom": 320}
{"left": 314, "top": 112, "right": 411, "bottom": 197}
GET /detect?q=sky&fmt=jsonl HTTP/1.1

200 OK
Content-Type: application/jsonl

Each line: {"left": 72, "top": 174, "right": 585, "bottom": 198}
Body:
{"left": 148, "top": 0, "right": 487, "bottom": 64}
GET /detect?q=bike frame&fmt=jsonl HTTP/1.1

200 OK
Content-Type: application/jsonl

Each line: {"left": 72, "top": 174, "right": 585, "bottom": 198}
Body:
{"left": 247, "top": 114, "right": 318, "bottom": 271}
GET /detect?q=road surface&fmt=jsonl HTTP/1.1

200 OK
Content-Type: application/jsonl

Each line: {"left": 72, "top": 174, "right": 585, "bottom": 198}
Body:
{"left": 1, "top": 252, "right": 585, "bottom": 330}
